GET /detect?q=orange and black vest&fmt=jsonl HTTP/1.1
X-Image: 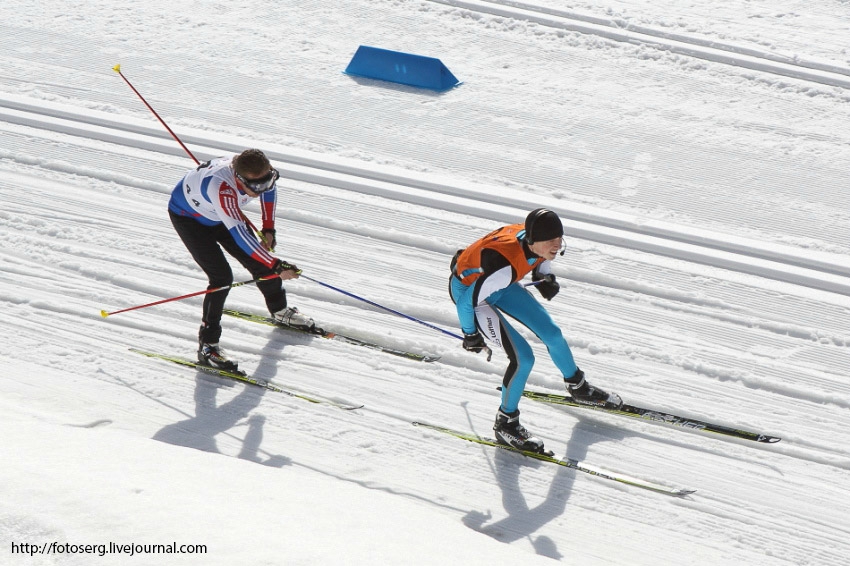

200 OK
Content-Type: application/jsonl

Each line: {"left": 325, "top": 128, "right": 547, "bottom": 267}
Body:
{"left": 454, "top": 224, "right": 542, "bottom": 286}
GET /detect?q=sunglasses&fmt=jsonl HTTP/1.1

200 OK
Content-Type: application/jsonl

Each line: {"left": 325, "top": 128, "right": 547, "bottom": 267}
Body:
{"left": 236, "top": 168, "right": 279, "bottom": 194}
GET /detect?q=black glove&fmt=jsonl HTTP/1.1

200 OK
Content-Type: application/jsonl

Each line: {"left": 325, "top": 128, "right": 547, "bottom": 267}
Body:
{"left": 462, "top": 331, "right": 487, "bottom": 353}
{"left": 261, "top": 228, "right": 276, "bottom": 251}
{"left": 272, "top": 259, "right": 300, "bottom": 275}
{"left": 533, "top": 273, "right": 560, "bottom": 300}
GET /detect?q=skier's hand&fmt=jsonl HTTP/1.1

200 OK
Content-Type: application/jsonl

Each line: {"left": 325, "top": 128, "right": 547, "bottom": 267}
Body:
{"left": 463, "top": 331, "right": 493, "bottom": 362}
{"left": 463, "top": 331, "right": 486, "bottom": 353}
{"left": 261, "top": 228, "right": 276, "bottom": 252}
{"left": 272, "top": 259, "right": 301, "bottom": 280}
{"left": 533, "top": 273, "right": 560, "bottom": 300}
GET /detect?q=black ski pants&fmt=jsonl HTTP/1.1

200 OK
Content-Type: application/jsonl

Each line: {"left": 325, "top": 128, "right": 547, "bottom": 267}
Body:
{"left": 169, "top": 210, "right": 286, "bottom": 344}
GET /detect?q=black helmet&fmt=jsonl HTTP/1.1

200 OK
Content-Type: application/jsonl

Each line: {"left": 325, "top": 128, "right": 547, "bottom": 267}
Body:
{"left": 524, "top": 208, "right": 563, "bottom": 244}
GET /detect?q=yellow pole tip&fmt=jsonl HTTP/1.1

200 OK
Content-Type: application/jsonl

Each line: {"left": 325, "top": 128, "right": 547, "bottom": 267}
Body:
{"left": 112, "top": 64, "right": 121, "bottom": 73}
{"left": 100, "top": 310, "right": 110, "bottom": 318}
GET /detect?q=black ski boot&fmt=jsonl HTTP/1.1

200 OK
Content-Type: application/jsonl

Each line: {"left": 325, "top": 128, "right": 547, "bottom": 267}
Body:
{"left": 565, "top": 368, "right": 623, "bottom": 409}
{"left": 198, "top": 342, "right": 240, "bottom": 373}
{"left": 493, "top": 409, "right": 547, "bottom": 454}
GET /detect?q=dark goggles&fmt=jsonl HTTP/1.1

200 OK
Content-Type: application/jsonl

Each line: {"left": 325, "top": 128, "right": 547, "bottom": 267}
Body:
{"left": 236, "top": 168, "right": 279, "bottom": 194}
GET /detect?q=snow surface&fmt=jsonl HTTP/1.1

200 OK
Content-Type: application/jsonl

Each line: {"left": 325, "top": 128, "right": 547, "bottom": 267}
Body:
{"left": 2, "top": 1, "right": 850, "bottom": 564}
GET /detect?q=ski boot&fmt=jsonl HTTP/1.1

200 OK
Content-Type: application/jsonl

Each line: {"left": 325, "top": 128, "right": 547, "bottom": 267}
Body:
{"left": 198, "top": 342, "right": 240, "bottom": 373}
{"left": 565, "top": 368, "right": 623, "bottom": 409}
{"left": 493, "top": 409, "right": 549, "bottom": 454}
{"left": 272, "top": 306, "right": 316, "bottom": 331}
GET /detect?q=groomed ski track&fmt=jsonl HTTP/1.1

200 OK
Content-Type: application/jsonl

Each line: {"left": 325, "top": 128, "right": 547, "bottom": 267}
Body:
{"left": 2, "top": 96, "right": 850, "bottom": 294}
{"left": 2, "top": 1, "right": 850, "bottom": 564}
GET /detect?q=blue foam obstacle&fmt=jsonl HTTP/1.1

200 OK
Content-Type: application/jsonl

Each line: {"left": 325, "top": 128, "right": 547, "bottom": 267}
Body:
{"left": 344, "top": 46, "right": 460, "bottom": 92}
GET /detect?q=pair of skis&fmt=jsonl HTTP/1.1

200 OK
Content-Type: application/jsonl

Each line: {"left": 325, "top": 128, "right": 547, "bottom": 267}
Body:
{"left": 416, "top": 387, "right": 779, "bottom": 496}
{"left": 132, "top": 308, "right": 436, "bottom": 410}
{"left": 416, "top": 390, "right": 781, "bottom": 497}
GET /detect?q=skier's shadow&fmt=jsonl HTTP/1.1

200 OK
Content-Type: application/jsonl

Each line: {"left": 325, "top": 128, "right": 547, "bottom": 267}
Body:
{"left": 462, "top": 417, "right": 628, "bottom": 560}
{"left": 152, "top": 336, "right": 291, "bottom": 468}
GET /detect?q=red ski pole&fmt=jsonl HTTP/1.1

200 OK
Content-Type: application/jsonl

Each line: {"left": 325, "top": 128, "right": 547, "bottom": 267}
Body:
{"left": 100, "top": 275, "right": 280, "bottom": 318}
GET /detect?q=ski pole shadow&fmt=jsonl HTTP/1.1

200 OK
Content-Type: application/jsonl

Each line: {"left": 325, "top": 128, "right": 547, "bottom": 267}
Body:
{"left": 462, "top": 418, "right": 629, "bottom": 560}
{"left": 152, "top": 335, "right": 291, "bottom": 468}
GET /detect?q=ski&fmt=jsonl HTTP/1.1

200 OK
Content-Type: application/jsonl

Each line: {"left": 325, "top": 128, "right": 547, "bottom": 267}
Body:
{"left": 518, "top": 389, "right": 781, "bottom": 443}
{"left": 129, "top": 348, "right": 362, "bottom": 410}
{"left": 223, "top": 308, "right": 440, "bottom": 363}
{"left": 413, "top": 422, "right": 695, "bottom": 497}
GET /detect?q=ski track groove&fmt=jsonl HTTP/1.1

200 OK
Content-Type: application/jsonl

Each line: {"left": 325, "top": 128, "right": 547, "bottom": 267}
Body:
{"left": 3, "top": 99, "right": 849, "bottom": 298}
{"left": 431, "top": 0, "right": 850, "bottom": 81}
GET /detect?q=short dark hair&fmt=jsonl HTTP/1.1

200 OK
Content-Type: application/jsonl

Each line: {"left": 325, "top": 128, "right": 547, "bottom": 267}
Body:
{"left": 233, "top": 149, "right": 271, "bottom": 177}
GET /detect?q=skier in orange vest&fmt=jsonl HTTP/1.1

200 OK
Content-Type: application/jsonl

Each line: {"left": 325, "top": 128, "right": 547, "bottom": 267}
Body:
{"left": 450, "top": 208, "right": 621, "bottom": 453}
